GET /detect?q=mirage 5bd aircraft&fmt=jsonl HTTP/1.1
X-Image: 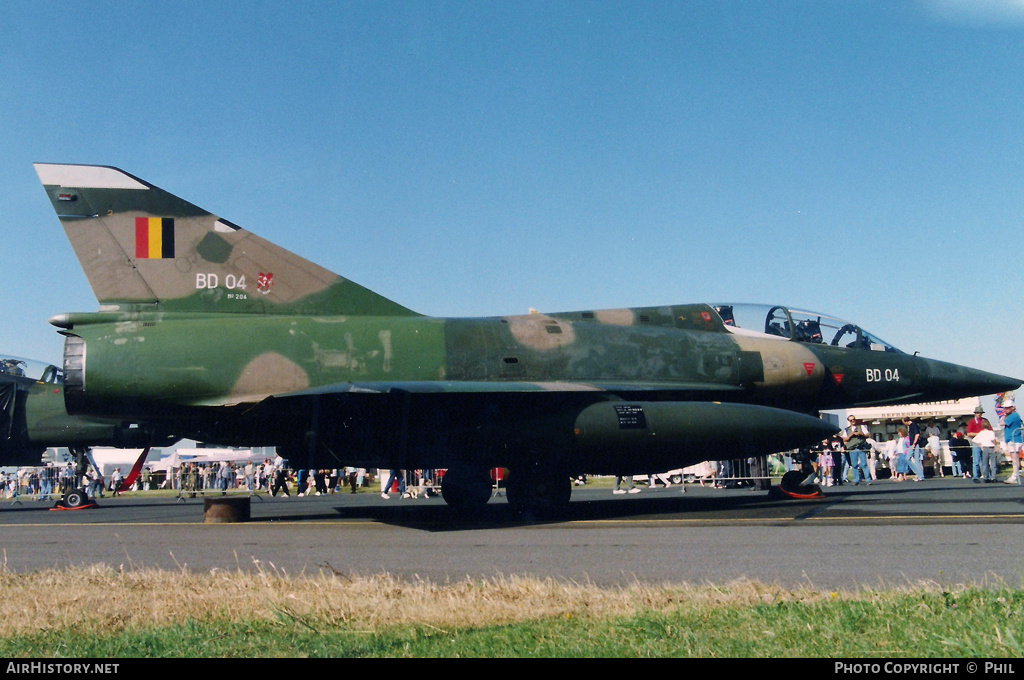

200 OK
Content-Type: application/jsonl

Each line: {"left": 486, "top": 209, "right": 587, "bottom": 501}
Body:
{"left": 33, "top": 163, "right": 1021, "bottom": 516}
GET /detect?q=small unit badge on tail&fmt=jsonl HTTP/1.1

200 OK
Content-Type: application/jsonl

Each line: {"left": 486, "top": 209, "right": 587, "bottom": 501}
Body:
{"left": 257, "top": 272, "right": 274, "bottom": 294}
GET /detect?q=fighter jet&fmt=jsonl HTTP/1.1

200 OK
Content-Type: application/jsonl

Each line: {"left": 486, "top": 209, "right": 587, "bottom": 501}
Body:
{"left": 0, "top": 354, "right": 171, "bottom": 506}
{"left": 0, "top": 355, "right": 151, "bottom": 465}
{"left": 33, "top": 163, "right": 1021, "bottom": 516}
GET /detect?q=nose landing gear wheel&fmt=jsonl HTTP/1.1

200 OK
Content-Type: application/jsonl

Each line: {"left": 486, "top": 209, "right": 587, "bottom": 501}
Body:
{"left": 773, "top": 470, "right": 824, "bottom": 500}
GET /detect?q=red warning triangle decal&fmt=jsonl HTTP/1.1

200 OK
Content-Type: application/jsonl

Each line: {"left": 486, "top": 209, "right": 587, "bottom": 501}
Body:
{"left": 802, "top": 362, "right": 816, "bottom": 376}
{"left": 833, "top": 374, "right": 844, "bottom": 385}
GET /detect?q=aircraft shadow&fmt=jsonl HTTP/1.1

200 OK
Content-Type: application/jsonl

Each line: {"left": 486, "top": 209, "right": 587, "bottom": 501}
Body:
{"left": 245, "top": 488, "right": 798, "bottom": 531}
{"left": 246, "top": 480, "right": 1024, "bottom": 530}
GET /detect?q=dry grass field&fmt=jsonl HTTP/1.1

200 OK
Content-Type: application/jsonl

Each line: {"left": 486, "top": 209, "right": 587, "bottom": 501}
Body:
{"left": 1, "top": 563, "right": 1021, "bottom": 657}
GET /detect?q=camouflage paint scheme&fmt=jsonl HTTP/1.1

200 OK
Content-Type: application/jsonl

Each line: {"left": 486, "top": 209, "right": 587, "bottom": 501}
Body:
{"left": 0, "top": 358, "right": 154, "bottom": 466}
{"left": 33, "top": 164, "right": 1020, "bottom": 513}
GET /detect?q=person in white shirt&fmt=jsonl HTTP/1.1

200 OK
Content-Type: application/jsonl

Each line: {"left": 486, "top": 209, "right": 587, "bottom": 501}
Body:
{"left": 973, "top": 423, "right": 998, "bottom": 483}
{"left": 924, "top": 421, "right": 944, "bottom": 478}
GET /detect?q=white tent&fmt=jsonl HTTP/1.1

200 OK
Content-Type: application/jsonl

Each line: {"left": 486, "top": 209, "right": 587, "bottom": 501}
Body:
{"left": 148, "top": 448, "right": 265, "bottom": 472}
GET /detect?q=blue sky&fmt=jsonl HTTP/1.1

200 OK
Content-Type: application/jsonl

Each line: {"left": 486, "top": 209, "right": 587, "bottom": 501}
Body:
{"left": 2, "top": 1, "right": 1022, "bottom": 399}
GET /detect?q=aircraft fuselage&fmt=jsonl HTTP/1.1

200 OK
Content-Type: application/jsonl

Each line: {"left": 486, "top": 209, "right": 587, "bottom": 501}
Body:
{"left": 53, "top": 302, "right": 1010, "bottom": 475}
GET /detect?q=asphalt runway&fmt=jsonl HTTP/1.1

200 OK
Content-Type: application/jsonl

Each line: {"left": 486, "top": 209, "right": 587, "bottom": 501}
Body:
{"left": 1, "top": 477, "right": 1023, "bottom": 589}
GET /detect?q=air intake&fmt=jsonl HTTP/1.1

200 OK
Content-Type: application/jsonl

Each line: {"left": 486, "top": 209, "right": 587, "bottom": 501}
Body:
{"left": 62, "top": 335, "right": 86, "bottom": 409}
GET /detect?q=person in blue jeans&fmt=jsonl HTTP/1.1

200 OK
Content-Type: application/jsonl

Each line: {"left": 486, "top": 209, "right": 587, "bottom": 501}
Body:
{"left": 903, "top": 417, "right": 926, "bottom": 481}
{"left": 842, "top": 416, "right": 872, "bottom": 485}
{"left": 965, "top": 406, "right": 988, "bottom": 482}
{"left": 1001, "top": 400, "right": 1022, "bottom": 484}
{"left": 382, "top": 469, "right": 406, "bottom": 499}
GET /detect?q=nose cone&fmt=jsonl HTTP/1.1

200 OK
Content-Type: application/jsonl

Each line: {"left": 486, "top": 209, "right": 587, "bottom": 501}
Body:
{"left": 917, "top": 358, "right": 1021, "bottom": 401}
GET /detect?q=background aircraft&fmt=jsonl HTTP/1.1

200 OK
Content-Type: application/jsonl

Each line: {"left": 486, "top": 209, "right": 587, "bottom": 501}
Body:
{"left": 33, "top": 164, "right": 1021, "bottom": 516}
{"left": 0, "top": 355, "right": 164, "bottom": 465}
{"left": 0, "top": 354, "right": 172, "bottom": 506}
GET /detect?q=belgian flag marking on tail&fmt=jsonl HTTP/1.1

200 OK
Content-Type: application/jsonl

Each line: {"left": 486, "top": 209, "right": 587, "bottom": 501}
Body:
{"left": 135, "top": 217, "right": 175, "bottom": 259}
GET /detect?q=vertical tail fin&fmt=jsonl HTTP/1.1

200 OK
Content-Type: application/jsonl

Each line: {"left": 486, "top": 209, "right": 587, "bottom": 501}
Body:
{"left": 34, "top": 163, "right": 418, "bottom": 317}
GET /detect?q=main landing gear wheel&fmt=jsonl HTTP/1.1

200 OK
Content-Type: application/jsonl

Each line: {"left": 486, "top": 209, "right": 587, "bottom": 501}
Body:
{"left": 440, "top": 466, "right": 493, "bottom": 516}
{"left": 506, "top": 463, "right": 572, "bottom": 520}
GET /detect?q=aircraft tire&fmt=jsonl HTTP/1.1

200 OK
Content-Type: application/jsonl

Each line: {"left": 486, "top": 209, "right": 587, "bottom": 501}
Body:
{"left": 779, "top": 471, "right": 804, "bottom": 493}
{"left": 440, "top": 466, "right": 493, "bottom": 515}
{"left": 779, "top": 470, "right": 821, "bottom": 496}
{"left": 505, "top": 472, "right": 529, "bottom": 516}
{"left": 506, "top": 463, "right": 572, "bottom": 520}
{"left": 62, "top": 488, "right": 89, "bottom": 509}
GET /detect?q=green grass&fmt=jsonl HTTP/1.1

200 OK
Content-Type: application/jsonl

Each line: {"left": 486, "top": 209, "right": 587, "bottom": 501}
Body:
{"left": 3, "top": 586, "right": 1022, "bottom": 658}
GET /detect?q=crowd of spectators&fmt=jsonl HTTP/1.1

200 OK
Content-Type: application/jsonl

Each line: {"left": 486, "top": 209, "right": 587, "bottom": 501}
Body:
{"left": 785, "top": 406, "right": 1022, "bottom": 487}
{"left": 161, "top": 460, "right": 383, "bottom": 497}
{"left": 0, "top": 459, "right": 384, "bottom": 500}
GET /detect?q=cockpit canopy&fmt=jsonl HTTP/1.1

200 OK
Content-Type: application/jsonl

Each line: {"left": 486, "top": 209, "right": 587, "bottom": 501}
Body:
{"left": 0, "top": 356, "right": 63, "bottom": 383}
{"left": 712, "top": 304, "right": 902, "bottom": 353}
